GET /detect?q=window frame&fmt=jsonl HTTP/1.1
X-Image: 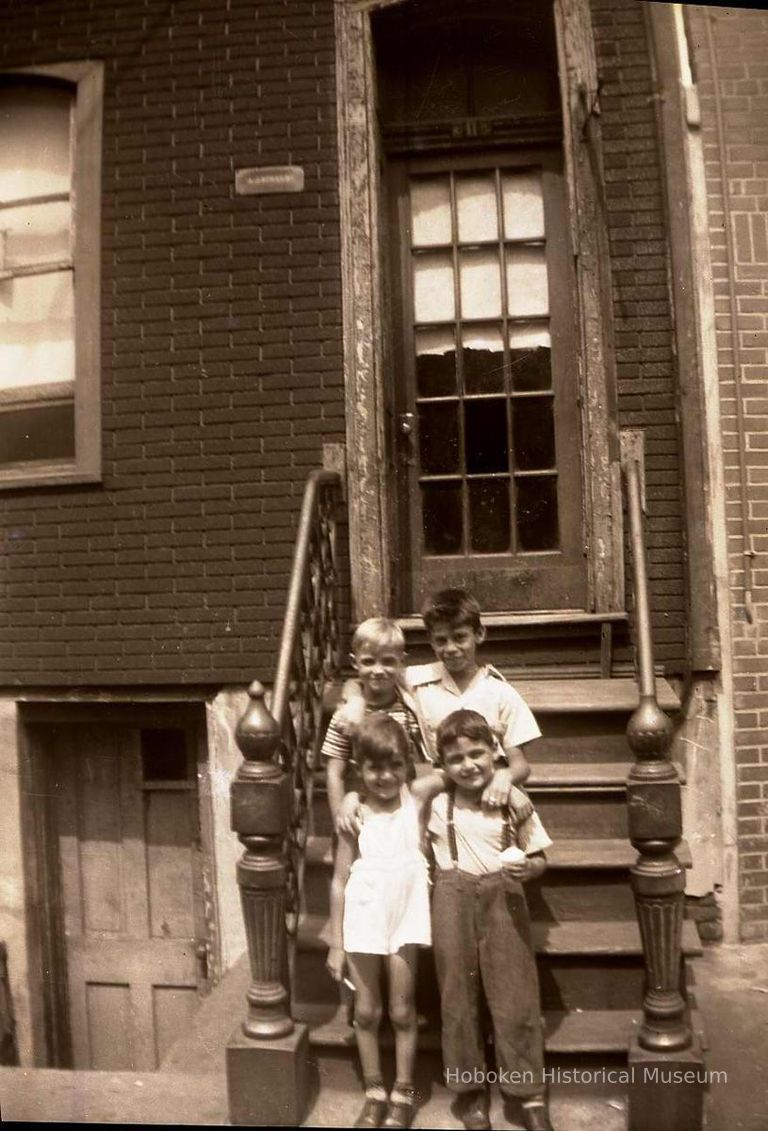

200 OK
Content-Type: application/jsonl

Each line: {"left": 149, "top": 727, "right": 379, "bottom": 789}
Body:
{"left": 0, "top": 61, "right": 102, "bottom": 489}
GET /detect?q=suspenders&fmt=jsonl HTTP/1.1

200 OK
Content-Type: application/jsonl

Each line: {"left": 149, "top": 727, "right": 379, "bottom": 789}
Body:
{"left": 446, "top": 787, "right": 512, "bottom": 866}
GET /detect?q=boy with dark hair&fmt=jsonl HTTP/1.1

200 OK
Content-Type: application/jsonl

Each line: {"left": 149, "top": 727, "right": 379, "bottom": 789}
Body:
{"left": 408, "top": 587, "right": 540, "bottom": 786}
{"left": 429, "top": 709, "right": 553, "bottom": 1131}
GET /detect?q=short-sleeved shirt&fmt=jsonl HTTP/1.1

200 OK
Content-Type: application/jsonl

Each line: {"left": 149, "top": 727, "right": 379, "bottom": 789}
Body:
{"left": 404, "top": 662, "right": 541, "bottom": 763}
{"left": 427, "top": 791, "right": 552, "bottom": 876}
{"left": 321, "top": 695, "right": 429, "bottom": 765}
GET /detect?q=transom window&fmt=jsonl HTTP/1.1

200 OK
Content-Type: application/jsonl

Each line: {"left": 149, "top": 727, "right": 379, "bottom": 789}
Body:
{"left": 409, "top": 165, "right": 558, "bottom": 558}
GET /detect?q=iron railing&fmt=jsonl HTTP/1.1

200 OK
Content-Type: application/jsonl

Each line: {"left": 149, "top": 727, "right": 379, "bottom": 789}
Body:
{"left": 230, "top": 469, "right": 343, "bottom": 1039}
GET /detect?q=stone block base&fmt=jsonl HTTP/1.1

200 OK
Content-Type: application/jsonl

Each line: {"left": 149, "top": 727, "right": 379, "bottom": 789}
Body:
{"left": 628, "top": 1031, "right": 706, "bottom": 1131}
{"left": 226, "top": 1022, "right": 310, "bottom": 1126}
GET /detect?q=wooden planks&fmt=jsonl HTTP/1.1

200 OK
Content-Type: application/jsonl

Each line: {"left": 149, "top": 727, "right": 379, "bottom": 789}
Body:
{"left": 297, "top": 913, "right": 702, "bottom": 958}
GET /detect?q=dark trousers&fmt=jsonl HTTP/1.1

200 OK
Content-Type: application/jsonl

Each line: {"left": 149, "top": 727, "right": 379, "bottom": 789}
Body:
{"left": 431, "top": 868, "right": 544, "bottom": 1098}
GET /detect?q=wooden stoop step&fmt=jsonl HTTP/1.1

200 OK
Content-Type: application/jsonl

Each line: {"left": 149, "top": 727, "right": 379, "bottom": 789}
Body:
{"left": 296, "top": 673, "right": 700, "bottom": 1060}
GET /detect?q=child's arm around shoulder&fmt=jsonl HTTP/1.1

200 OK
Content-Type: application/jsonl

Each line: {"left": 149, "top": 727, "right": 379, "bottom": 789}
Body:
{"left": 409, "top": 767, "right": 447, "bottom": 808}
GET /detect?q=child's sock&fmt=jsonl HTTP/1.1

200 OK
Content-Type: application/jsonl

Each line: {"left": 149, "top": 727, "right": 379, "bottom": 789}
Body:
{"left": 389, "top": 1082, "right": 416, "bottom": 1105}
{"left": 364, "top": 1077, "right": 388, "bottom": 1102}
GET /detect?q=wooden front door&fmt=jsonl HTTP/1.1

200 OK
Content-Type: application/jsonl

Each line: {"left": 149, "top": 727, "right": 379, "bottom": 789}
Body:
{"left": 390, "top": 150, "right": 587, "bottom": 614}
{"left": 37, "top": 722, "right": 210, "bottom": 1070}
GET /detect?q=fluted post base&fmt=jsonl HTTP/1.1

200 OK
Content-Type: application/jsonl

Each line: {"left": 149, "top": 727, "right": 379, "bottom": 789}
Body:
{"left": 227, "top": 1022, "right": 310, "bottom": 1126}
{"left": 628, "top": 1030, "right": 706, "bottom": 1131}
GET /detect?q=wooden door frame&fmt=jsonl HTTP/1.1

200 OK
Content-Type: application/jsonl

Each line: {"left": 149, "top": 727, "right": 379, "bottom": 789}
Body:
{"left": 335, "top": 0, "right": 623, "bottom": 619}
{"left": 19, "top": 702, "right": 217, "bottom": 1067}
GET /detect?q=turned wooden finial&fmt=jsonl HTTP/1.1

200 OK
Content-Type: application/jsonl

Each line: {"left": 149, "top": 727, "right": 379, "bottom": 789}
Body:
{"left": 235, "top": 681, "right": 281, "bottom": 765}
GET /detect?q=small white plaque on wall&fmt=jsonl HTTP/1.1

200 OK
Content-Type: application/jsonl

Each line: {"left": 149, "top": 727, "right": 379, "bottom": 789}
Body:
{"left": 235, "top": 166, "right": 305, "bottom": 195}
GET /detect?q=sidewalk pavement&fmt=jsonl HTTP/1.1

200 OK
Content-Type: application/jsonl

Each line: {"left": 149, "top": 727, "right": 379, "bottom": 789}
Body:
{"left": 694, "top": 942, "right": 768, "bottom": 1131}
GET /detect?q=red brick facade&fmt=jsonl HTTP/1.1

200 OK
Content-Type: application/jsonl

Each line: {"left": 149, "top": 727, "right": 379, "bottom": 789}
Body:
{"left": 689, "top": 3, "right": 768, "bottom": 941}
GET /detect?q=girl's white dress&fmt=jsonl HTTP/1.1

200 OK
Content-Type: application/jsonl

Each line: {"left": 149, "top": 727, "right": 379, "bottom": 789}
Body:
{"left": 342, "top": 785, "right": 432, "bottom": 955}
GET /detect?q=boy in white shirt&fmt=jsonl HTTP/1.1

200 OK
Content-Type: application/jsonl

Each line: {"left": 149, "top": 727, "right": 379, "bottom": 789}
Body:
{"left": 428, "top": 709, "right": 553, "bottom": 1131}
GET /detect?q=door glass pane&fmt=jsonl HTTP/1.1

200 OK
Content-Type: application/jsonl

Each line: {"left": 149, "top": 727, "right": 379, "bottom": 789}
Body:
{"left": 516, "top": 476, "right": 559, "bottom": 551}
{"left": 2, "top": 200, "right": 71, "bottom": 267}
{"left": 414, "top": 252, "right": 455, "bottom": 322}
{"left": 419, "top": 401, "right": 460, "bottom": 474}
{"left": 509, "top": 324, "right": 552, "bottom": 391}
{"left": 416, "top": 328, "right": 457, "bottom": 397}
{"left": 456, "top": 174, "right": 498, "bottom": 243}
{"left": 505, "top": 247, "right": 549, "bottom": 318}
{"left": 0, "top": 271, "right": 75, "bottom": 390}
{"left": 465, "top": 399, "right": 508, "bottom": 474}
{"left": 512, "top": 396, "right": 556, "bottom": 470}
{"left": 422, "top": 481, "right": 463, "bottom": 555}
{"left": 502, "top": 169, "right": 544, "bottom": 240}
{"left": 462, "top": 325, "right": 504, "bottom": 394}
{"left": 469, "top": 478, "right": 510, "bottom": 553}
{"left": 460, "top": 248, "right": 501, "bottom": 319}
{"left": 411, "top": 177, "right": 452, "bottom": 246}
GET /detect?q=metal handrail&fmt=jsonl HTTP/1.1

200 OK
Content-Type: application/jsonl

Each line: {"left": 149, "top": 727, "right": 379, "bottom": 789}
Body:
{"left": 271, "top": 469, "right": 342, "bottom": 726}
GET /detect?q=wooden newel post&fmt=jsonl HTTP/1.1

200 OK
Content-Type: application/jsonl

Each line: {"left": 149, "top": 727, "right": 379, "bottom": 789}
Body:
{"left": 624, "top": 460, "right": 704, "bottom": 1131}
{"left": 626, "top": 698, "right": 690, "bottom": 1053}
{"left": 226, "top": 680, "right": 309, "bottom": 1126}
{"left": 232, "top": 680, "right": 293, "bottom": 1039}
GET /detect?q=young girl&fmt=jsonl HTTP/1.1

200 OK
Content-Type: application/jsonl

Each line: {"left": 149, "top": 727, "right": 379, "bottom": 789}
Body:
{"left": 326, "top": 713, "right": 437, "bottom": 1130}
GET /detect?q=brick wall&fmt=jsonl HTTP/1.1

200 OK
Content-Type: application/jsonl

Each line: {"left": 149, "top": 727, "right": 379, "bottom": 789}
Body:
{"left": 0, "top": 0, "right": 346, "bottom": 686}
{"left": 689, "top": 4, "right": 768, "bottom": 941}
{"left": 592, "top": 0, "right": 686, "bottom": 669}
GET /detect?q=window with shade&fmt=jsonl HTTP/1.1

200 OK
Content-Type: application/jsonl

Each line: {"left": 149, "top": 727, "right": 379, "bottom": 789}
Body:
{"left": 407, "top": 161, "right": 566, "bottom": 559}
{"left": 0, "top": 66, "right": 102, "bottom": 487}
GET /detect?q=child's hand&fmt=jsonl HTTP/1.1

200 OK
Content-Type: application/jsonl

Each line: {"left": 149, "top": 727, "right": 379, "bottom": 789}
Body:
{"left": 326, "top": 946, "right": 346, "bottom": 982}
{"left": 336, "top": 791, "right": 363, "bottom": 836}
{"left": 481, "top": 766, "right": 512, "bottom": 809}
{"left": 502, "top": 853, "right": 546, "bottom": 883}
{"left": 508, "top": 784, "right": 534, "bottom": 823}
{"left": 335, "top": 697, "right": 366, "bottom": 735}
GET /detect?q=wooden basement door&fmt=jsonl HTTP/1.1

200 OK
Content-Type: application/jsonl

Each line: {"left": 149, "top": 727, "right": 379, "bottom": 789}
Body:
{"left": 40, "top": 723, "right": 210, "bottom": 1070}
{"left": 390, "top": 151, "right": 587, "bottom": 614}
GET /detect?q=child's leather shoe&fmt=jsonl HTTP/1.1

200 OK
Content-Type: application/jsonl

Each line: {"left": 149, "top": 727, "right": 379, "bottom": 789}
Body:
{"left": 354, "top": 1097, "right": 388, "bottom": 1128}
{"left": 521, "top": 1097, "right": 554, "bottom": 1131}
{"left": 456, "top": 1089, "right": 491, "bottom": 1131}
